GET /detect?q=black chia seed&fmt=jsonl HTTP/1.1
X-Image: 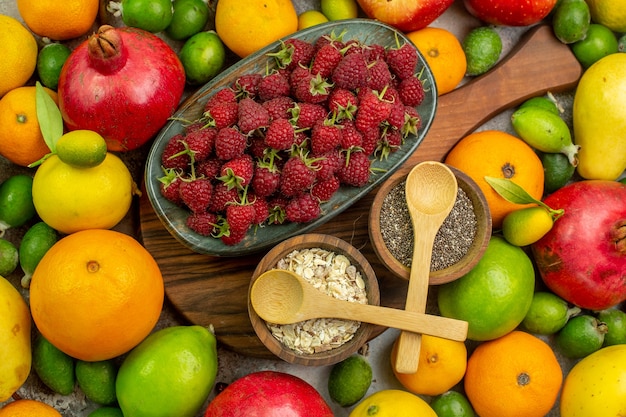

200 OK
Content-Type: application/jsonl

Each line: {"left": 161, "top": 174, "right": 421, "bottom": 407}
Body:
{"left": 379, "top": 180, "right": 477, "bottom": 271}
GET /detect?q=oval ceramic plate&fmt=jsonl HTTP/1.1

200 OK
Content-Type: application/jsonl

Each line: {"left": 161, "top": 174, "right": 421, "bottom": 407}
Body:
{"left": 144, "top": 19, "right": 438, "bottom": 256}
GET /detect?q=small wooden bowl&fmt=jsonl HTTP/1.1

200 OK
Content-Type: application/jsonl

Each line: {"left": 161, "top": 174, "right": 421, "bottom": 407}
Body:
{"left": 369, "top": 165, "right": 492, "bottom": 284}
{"left": 248, "top": 233, "right": 380, "bottom": 366}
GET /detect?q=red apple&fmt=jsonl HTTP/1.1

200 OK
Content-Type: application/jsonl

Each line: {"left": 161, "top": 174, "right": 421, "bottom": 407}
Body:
{"left": 204, "top": 371, "right": 334, "bottom": 417}
{"left": 463, "top": 0, "right": 557, "bottom": 26}
{"left": 356, "top": 0, "right": 455, "bottom": 32}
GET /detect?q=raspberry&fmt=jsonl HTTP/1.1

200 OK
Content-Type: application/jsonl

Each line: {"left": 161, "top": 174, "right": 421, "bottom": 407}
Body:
{"left": 328, "top": 88, "right": 358, "bottom": 121}
{"left": 311, "top": 42, "right": 343, "bottom": 79}
{"left": 280, "top": 153, "right": 317, "bottom": 197}
{"left": 398, "top": 75, "right": 426, "bottom": 107}
{"left": 337, "top": 150, "right": 371, "bottom": 187}
{"left": 355, "top": 88, "right": 392, "bottom": 133}
{"left": 378, "top": 128, "right": 403, "bottom": 160}
{"left": 225, "top": 202, "right": 255, "bottom": 237}
{"left": 185, "top": 127, "right": 216, "bottom": 162}
{"left": 248, "top": 135, "right": 269, "bottom": 159}
{"left": 360, "top": 127, "right": 381, "bottom": 156}
{"left": 339, "top": 120, "right": 364, "bottom": 150}
{"left": 285, "top": 193, "right": 321, "bottom": 223}
{"left": 262, "top": 96, "right": 295, "bottom": 121}
{"left": 293, "top": 72, "right": 332, "bottom": 104}
{"left": 204, "top": 100, "right": 239, "bottom": 129}
{"left": 251, "top": 161, "right": 281, "bottom": 197}
{"left": 290, "top": 102, "right": 327, "bottom": 129}
{"left": 215, "top": 127, "right": 247, "bottom": 160}
{"left": 386, "top": 42, "right": 418, "bottom": 80}
{"left": 249, "top": 193, "right": 270, "bottom": 224}
{"left": 220, "top": 227, "right": 248, "bottom": 246}
{"left": 265, "top": 118, "right": 296, "bottom": 151}
{"left": 159, "top": 171, "right": 183, "bottom": 205}
{"left": 161, "top": 133, "right": 190, "bottom": 170}
{"left": 331, "top": 52, "right": 369, "bottom": 90}
{"left": 217, "top": 154, "right": 254, "bottom": 190}
{"left": 314, "top": 149, "right": 342, "bottom": 181}
{"left": 196, "top": 157, "right": 222, "bottom": 180}
{"left": 311, "top": 119, "right": 342, "bottom": 156}
{"left": 186, "top": 212, "right": 218, "bottom": 236}
{"left": 179, "top": 177, "right": 214, "bottom": 213}
{"left": 269, "top": 38, "right": 315, "bottom": 70}
{"left": 367, "top": 59, "right": 392, "bottom": 91}
{"left": 205, "top": 88, "right": 237, "bottom": 108}
{"left": 238, "top": 98, "right": 270, "bottom": 134}
{"left": 267, "top": 196, "right": 289, "bottom": 224}
{"left": 258, "top": 71, "right": 291, "bottom": 102}
{"left": 364, "top": 43, "right": 386, "bottom": 62}
{"left": 311, "top": 175, "right": 340, "bottom": 202}
{"left": 209, "top": 182, "right": 240, "bottom": 213}
{"left": 233, "top": 73, "right": 262, "bottom": 99}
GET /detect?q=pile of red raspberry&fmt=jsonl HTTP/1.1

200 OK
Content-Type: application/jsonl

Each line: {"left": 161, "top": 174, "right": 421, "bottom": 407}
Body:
{"left": 158, "top": 31, "right": 427, "bottom": 246}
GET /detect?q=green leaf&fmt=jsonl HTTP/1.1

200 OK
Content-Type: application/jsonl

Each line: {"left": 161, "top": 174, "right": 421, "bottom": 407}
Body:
{"left": 35, "top": 81, "right": 63, "bottom": 154}
{"left": 484, "top": 176, "right": 565, "bottom": 219}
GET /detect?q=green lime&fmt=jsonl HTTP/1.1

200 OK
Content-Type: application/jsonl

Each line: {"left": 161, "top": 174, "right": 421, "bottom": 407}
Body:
{"left": 462, "top": 26, "right": 502, "bottom": 76}
{"left": 321, "top": 0, "right": 358, "bottom": 21}
{"left": 327, "top": 355, "right": 372, "bottom": 407}
{"left": 521, "top": 291, "right": 581, "bottom": 335}
{"left": 32, "top": 332, "right": 76, "bottom": 395}
{"left": 87, "top": 407, "right": 124, "bottom": 417}
{"left": 116, "top": 326, "right": 218, "bottom": 417}
{"left": 76, "top": 359, "right": 118, "bottom": 405}
{"left": 555, "top": 314, "right": 608, "bottom": 358}
{"left": 37, "top": 43, "right": 72, "bottom": 90}
{"left": 120, "top": 0, "right": 173, "bottom": 33}
{"left": 0, "top": 174, "right": 36, "bottom": 235}
{"left": 502, "top": 206, "right": 555, "bottom": 247}
{"left": 18, "top": 221, "right": 57, "bottom": 288}
{"left": 519, "top": 96, "right": 560, "bottom": 115}
{"left": 166, "top": 0, "right": 210, "bottom": 41}
{"left": 552, "top": 0, "right": 591, "bottom": 44}
{"left": 0, "top": 239, "right": 18, "bottom": 277}
{"left": 55, "top": 130, "right": 108, "bottom": 168}
{"left": 597, "top": 308, "right": 626, "bottom": 346}
{"left": 179, "top": 31, "right": 226, "bottom": 85}
{"left": 430, "top": 390, "right": 476, "bottom": 417}
{"left": 541, "top": 151, "right": 576, "bottom": 194}
{"left": 619, "top": 34, "right": 626, "bottom": 52}
{"left": 571, "top": 23, "right": 619, "bottom": 69}
{"left": 438, "top": 236, "right": 535, "bottom": 341}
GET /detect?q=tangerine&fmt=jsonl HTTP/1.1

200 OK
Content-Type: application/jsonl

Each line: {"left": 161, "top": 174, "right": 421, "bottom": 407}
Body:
{"left": 0, "top": 86, "right": 57, "bottom": 167}
{"left": 406, "top": 27, "right": 467, "bottom": 95}
{"left": 390, "top": 334, "right": 467, "bottom": 396}
{"left": 0, "top": 399, "right": 62, "bottom": 417}
{"left": 17, "top": 0, "right": 99, "bottom": 41}
{"left": 444, "top": 130, "right": 545, "bottom": 228}
{"left": 0, "top": 15, "right": 38, "bottom": 98}
{"left": 29, "top": 229, "right": 164, "bottom": 362}
{"left": 215, "top": 0, "right": 298, "bottom": 58}
{"left": 464, "top": 330, "right": 563, "bottom": 417}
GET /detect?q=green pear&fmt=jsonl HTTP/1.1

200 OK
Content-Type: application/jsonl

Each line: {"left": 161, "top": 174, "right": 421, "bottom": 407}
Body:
{"left": 573, "top": 53, "right": 626, "bottom": 180}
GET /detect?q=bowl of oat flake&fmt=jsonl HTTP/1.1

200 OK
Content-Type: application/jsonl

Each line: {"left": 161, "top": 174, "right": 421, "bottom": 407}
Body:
{"left": 248, "top": 233, "right": 380, "bottom": 366}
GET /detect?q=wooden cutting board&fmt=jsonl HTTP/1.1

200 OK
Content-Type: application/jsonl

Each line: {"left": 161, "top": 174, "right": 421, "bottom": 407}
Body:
{"left": 139, "top": 24, "right": 582, "bottom": 358}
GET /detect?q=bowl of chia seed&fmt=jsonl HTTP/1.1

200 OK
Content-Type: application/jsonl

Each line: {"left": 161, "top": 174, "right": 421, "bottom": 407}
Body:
{"left": 369, "top": 164, "right": 492, "bottom": 284}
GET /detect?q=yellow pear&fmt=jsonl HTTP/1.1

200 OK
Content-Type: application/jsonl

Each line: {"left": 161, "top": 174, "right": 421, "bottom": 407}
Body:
{"left": 0, "top": 275, "right": 31, "bottom": 401}
{"left": 573, "top": 53, "right": 626, "bottom": 180}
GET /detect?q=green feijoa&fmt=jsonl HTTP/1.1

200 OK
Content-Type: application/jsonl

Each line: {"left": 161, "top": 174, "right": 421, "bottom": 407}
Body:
{"left": 32, "top": 332, "right": 76, "bottom": 395}
{"left": 0, "top": 238, "right": 19, "bottom": 277}
{"left": 519, "top": 96, "right": 560, "bottom": 115}
{"left": 521, "top": 291, "right": 580, "bottom": 335}
{"left": 541, "top": 152, "right": 576, "bottom": 194}
{"left": 328, "top": 355, "right": 372, "bottom": 407}
{"left": 597, "top": 309, "right": 626, "bottom": 346}
{"left": 462, "top": 26, "right": 502, "bottom": 76}
{"left": 18, "top": 221, "right": 57, "bottom": 288}
{"left": 166, "top": 0, "right": 210, "bottom": 41}
{"left": 555, "top": 314, "right": 608, "bottom": 358}
{"left": 0, "top": 174, "right": 36, "bottom": 235}
{"left": 88, "top": 407, "right": 124, "bottom": 417}
{"left": 76, "top": 359, "right": 118, "bottom": 405}
{"left": 552, "top": 0, "right": 591, "bottom": 44}
{"left": 511, "top": 106, "right": 579, "bottom": 165}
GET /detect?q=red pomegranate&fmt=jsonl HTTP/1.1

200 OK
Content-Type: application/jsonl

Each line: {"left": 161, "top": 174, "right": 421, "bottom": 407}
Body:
{"left": 531, "top": 180, "right": 626, "bottom": 310}
{"left": 58, "top": 25, "right": 186, "bottom": 152}
{"left": 204, "top": 371, "right": 334, "bottom": 417}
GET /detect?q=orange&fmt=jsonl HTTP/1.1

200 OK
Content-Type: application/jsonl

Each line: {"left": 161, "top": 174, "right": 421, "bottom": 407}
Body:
{"left": 390, "top": 334, "right": 467, "bottom": 396}
{"left": 16, "top": 0, "right": 99, "bottom": 41}
{"left": 0, "top": 399, "right": 62, "bottom": 417}
{"left": 0, "top": 15, "right": 38, "bottom": 98}
{"left": 444, "top": 130, "right": 544, "bottom": 228}
{"left": 29, "top": 229, "right": 164, "bottom": 362}
{"left": 215, "top": 0, "right": 298, "bottom": 58}
{"left": 406, "top": 27, "right": 467, "bottom": 95}
{"left": 0, "top": 86, "right": 57, "bottom": 167}
{"left": 464, "top": 330, "right": 563, "bottom": 417}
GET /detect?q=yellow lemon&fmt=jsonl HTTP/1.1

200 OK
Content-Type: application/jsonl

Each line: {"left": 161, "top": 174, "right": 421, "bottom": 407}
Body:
{"left": 321, "top": 0, "right": 358, "bottom": 20}
{"left": 0, "top": 15, "right": 37, "bottom": 98}
{"left": 502, "top": 206, "right": 556, "bottom": 246}
{"left": 32, "top": 153, "right": 138, "bottom": 234}
{"left": 349, "top": 389, "right": 437, "bottom": 417}
{"left": 586, "top": 0, "right": 626, "bottom": 32}
{"left": 298, "top": 10, "right": 329, "bottom": 30}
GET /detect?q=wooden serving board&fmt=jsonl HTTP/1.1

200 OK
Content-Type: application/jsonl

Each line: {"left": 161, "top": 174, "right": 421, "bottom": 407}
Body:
{"left": 139, "top": 25, "right": 582, "bottom": 358}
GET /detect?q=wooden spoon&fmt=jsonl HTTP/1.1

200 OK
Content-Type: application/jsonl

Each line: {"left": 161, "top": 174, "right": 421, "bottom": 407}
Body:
{"left": 394, "top": 161, "right": 459, "bottom": 374}
{"left": 250, "top": 269, "right": 468, "bottom": 341}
